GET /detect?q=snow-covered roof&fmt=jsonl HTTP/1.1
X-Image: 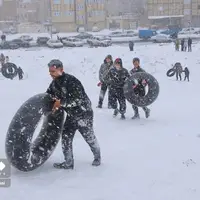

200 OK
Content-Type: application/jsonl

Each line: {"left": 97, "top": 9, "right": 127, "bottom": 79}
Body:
{"left": 148, "top": 15, "right": 184, "bottom": 19}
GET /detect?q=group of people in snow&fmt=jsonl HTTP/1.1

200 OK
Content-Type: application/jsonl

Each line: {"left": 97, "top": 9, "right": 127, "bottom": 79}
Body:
{"left": 173, "top": 62, "right": 190, "bottom": 81}
{"left": 175, "top": 38, "right": 192, "bottom": 52}
{"left": 0, "top": 53, "right": 24, "bottom": 80}
{"left": 97, "top": 55, "right": 150, "bottom": 120}
{"left": 44, "top": 57, "right": 152, "bottom": 169}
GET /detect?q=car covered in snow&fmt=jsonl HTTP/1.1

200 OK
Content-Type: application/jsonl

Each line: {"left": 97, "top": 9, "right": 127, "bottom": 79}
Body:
{"left": 62, "top": 37, "right": 84, "bottom": 47}
{"left": 37, "top": 37, "right": 50, "bottom": 46}
{"left": 87, "top": 36, "right": 112, "bottom": 47}
{"left": 151, "top": 34, "right": 172, "bottom": 43}
{"left": 74, "top": 32, "right": 93, "bottom": 39}
{"left": 0, "top": 41, "right": 19, "bottom": 49}
{"left": 47, "top": 39, "right": 63, "bottom": 48}
{"left": 109, "top": 31, "right": 125, "bottom": 37}
{"left": 109, "top": 30, "right": 138, "bottom": 37}
{"left": 10, "top": 39, "right": 30, "bottom": 48}
{"left": 178, "top": 28, "right": 200, "bottom": 35}
{"left": 19, "top": 35, "right": 33, "bottom": 41}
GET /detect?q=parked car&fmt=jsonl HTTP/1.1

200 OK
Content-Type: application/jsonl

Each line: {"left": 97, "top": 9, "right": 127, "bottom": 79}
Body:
{"left": 19, "top": 35, "right": 33, "bottom": 41}
{"left": 37, "top": 37, "right": 50, "bottom": 46}
{"left": 10, "top": 39, "right": 30, "bottom": 48}
{"left": 87, "top": 36, "right": 112, "bottom": 47}
{"left": 92, "top": 26, "right": 100, "bottom": 32}
{"left": 109, "top": 31, "right": 125, "bottom": 37}
{"left": 62, "top": 37, "right": 84, "bottom": 47}
{"left": 151, "top": 34, "right": 172, "bottom": 43}
{"left": 179, "top": 28, "right": 200, "bottom": 35}
{"left": 0, "top": 41, "right": 19, "bottom": 49}
{"left": 74, "top": 32, "right": 93, "bottom": 39}
{"left": 47, "top": 39, "right": 63, "bottom": 48}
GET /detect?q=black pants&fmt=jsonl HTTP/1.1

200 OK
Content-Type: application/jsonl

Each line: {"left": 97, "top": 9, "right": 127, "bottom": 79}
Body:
{"left": 132, "top": 105, "right": 148, "bottom": 115}
{"left": 109, "top": 87, "right": 126, "bottom": 114}
{"left": 61, "top": 110, "right": 100, "bottom": 165}
{"left": 176, "top": 72, "right": 182, "bottom": 81}
{"left": 188, "top": 45, "right": 192, "bottom": 52}
{"left": 184, "top": 75, "right": 189, "bottom": 81}
{"left": 18, "top": 74, "right": 23, "bottom": 80}
{"left": 129, "top": 46, "right": 133, "bottom": 51}
{"left": 98, "top": 82, "right": 112, "bottom": 107}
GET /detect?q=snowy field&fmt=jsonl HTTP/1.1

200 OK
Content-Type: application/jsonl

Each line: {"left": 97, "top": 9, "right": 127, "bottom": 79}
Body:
{"left": 1, "top": 42, "right": 200, "bottom": 200}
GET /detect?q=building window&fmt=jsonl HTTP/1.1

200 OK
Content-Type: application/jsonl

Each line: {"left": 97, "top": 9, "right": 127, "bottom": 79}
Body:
{"left": 65, "top": 11, "right": 74, "bottom": 16}
{"left": 54, "top": 11, "right": 60, "bottom": 16}
{"left": 198, "top": 5, "right": 200, "bottom": 9}
{"left": 53, "top": 0, "right": 61, "bottom": 4}
{"left": 64, "top": 0, "right": 74, "bottom": 3}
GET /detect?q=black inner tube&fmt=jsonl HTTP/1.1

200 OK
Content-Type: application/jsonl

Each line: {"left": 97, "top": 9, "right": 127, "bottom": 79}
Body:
{"left": 124, "top": 72, "right": 160, "bottom": 107}
{"left": 5, "top": 93, "right": 65, "bottom": 172}
{"left": 1, "top": 62, "right": 18, "bottom": 79}
{"left": 166, "top": 68, "right": 176, "bottom": 77}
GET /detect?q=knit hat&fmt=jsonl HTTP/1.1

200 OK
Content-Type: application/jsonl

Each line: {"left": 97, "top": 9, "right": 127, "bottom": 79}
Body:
{"left": 105, "top": 55, "right": 112, "bottom": 60}
{"left": 114, "top": 58, "right": 123, "bottom": 66}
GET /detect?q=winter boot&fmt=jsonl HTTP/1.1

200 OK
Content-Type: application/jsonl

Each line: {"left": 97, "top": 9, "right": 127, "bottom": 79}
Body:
{"left": 143, "top": 107, "right": 150, "bottom": 118}
{"left": 96, "top": 104, "right": 102, "bottom": 108}
{"left": 113, "top": 109, "right": 119, "bottom": 117}
{"left": 121, "top": 113, "right": 126, "bottom": 120}
{"left": 92, "top": 157, "right": 101, "bottom": 166}
{"left": 132, "top": 113, "right": 140, "bottom": 119}
{"left": 53, "top": 161, "right": 74, "bottom": 169}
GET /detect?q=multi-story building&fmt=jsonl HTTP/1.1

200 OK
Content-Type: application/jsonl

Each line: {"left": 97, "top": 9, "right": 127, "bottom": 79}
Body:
{"left": 86, "top": 0, "right": 106, "bottom": 29}
{"left": 51, "top": 0, "right": 76, "bottom": 32}
{"left": 37, "top": 0, "right": 51, "bottom": 23}
{"left": 146, "top": 0, "right": 200, "bottom": 27}
{"left": 51, "top": 0, "right": 106, "bottom": 32}
{"left": 16, "top": 0, "right": 38, "bottom": 23}
{"left": 0, "top": 0, "right": 17, "bottom": 21}
{"left": 191, "top": 0, "right": 200, "bottom": 26}
{"left": 105, "top": 0, "right": 144, "bottom": 29}
{"left": 146, "top": 0, "right": 184, "bottom": 27}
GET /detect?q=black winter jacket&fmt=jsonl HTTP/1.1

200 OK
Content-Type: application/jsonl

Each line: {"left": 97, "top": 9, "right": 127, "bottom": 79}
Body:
{"left": 106, "top": 67, "right": 130, "bottom": 88}
{"left": 129, "top": 66, "right": 146, "bottom": 75}
{"left": 99, "top": 60, "right": 113, "bottom": 83}
{"left": 130, "top": 66, "right": 146, "bottom": 97}
{"left": 46, "top": 72, "right": 92, "bottom": 114}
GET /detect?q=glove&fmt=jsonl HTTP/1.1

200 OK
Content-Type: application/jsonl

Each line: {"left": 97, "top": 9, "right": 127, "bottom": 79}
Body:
{"left": 97, "top": 82, "right": 102, "bottom": 87}
{"left": 142, "top": 79, "right": 147, "bottom": 86}
{"left": 52, "top": 99, "right": 61, "bottom": 113}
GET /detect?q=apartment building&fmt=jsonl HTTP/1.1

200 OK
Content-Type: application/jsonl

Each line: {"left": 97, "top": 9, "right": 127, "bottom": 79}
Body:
{"left": 0, "top": 0, "right": 17, "bottom": 21}
{"left": 51, "top": 0, "right": 106, "bottom": 32}
{"left": 105, "top": 0, "right": 145, "bottom": 29}
{"left": 146, "top": 0, "right": 200, "bottom": 27}
{"left": 16, "top": 0, "right": 39, "bottom": 23}
{"left": 191, "top": 0, "right": 200, "bottom": 26}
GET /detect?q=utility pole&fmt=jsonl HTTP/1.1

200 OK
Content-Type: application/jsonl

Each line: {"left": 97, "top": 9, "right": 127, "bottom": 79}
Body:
{"left": 49, "top": 0, "right": 52, "bottom": 38}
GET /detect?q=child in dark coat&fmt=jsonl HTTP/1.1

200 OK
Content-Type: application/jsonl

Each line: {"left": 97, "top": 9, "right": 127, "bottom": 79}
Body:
{"left": 184, "top": 67, "right": 190, "bottom": 82}
{"left": 130, "top": 57, "right": 150, "bottom": 119}
{"left": 105, "top": 58, "right": 130, "bottom": 119}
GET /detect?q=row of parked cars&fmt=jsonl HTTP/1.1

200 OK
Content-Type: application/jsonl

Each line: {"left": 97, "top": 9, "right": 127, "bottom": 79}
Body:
{"left": 0, "top": 32, "right": 113, "bottom": 49}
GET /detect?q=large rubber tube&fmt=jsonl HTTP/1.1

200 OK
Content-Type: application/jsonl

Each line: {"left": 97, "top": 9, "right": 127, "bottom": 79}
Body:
{"left": 1, "top": 62, "right": 18, "bottom": 79}
{"left": 166, "top": 68, "right": 176, "bottom": 77}
{"left": 124, "top": 72, "right": 159, "bottom": 107}
{"left": 5, "top": 93, "right": 65, "bottom": 172}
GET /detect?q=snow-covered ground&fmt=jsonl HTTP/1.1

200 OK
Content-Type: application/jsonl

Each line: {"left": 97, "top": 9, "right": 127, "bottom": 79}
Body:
{"left": 1, "top": 42, "right": 200, "bottom": 200}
